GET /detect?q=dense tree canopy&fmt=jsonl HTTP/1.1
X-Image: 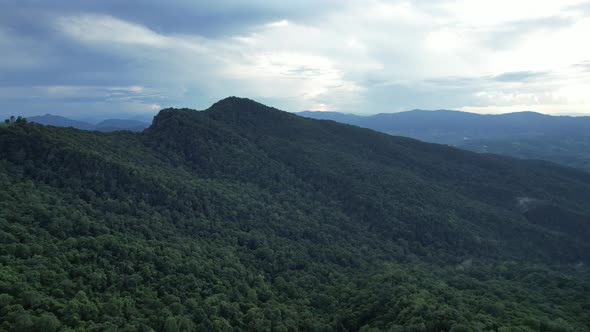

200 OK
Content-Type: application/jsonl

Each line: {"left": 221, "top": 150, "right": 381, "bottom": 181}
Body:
{"left": 0, "top": 97, "right": 589, "bottom": 331}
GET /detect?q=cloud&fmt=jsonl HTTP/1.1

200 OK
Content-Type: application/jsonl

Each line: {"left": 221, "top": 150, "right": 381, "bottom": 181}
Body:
{"left": 0, "top": 84, "right": 162, "bottom": 114}
{"left": 54, "top": 14, "right": 366, "bottom": 111}
{"left": 57, "top": 15, "right": 169, "bottom": 47}
{"left": 0, "top": 28, "right": 54, "bottom": 70}
{"left": 492, "top": 71, "right": 549, "bottom": 82}
{"left": 573, "top": 61, "right": 590, "bottom": 72}
{"left": 266, "top": 20, "right": 289, "bottom": 28}
{"left": 1, "top": 0, "right": 590, "bottom": 117}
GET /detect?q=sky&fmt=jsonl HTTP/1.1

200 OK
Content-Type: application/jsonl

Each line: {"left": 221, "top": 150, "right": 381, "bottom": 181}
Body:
{"left": 2, "top": 0, "right": 590, "bottom": 121}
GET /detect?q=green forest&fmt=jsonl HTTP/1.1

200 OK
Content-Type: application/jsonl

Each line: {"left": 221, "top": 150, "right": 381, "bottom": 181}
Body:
{"left": 0, "top": 97, "right": 589, "bottom": 331}
{"left": 459, "top": 135, "right": 590, "bottom": 173}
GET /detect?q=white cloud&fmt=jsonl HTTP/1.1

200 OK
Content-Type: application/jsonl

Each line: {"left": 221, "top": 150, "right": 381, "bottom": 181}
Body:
{"left": 54, "top": 14, "right": 366, "bottom": 111}
{"left": 266, "top": 19, "right": 289, "bottom": 28}
{"left": 56, "top": 14, "right": 209, "bottom": 55}
{"left": 41, "top": 1, "right": 590, "bottom": 114}
{"left": 58, "top": 15, "right": 166, "bottom": 46}
{"left": 0, "top": 85, "right": 161, "bottom": 108}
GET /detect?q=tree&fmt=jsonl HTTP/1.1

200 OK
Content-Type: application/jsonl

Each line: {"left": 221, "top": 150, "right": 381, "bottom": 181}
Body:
{"left": 33, "top": 313, "right": 61, "bottom": 332}
{"left": 164, "top": 317, "right": 179, "bottom": 332}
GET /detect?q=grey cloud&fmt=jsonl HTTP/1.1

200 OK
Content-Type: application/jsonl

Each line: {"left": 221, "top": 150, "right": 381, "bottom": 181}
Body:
{"left": 484, "top": 15, "right": 576, "bottom": 50}
{"left": 356, "top": 79, "right": 482, "bottom": 113}
{"left": 492, "top": 71, "right": 548, "bottom": 82}
{"left": 1, "top": 0, "right": 344, "bottom": 38}
{"left": 423, "top": 76, "right": 483, "bottom": 88}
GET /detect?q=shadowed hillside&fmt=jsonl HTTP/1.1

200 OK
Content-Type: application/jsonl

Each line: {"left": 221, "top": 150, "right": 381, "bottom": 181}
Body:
{"left": 298, "top": 110, "right": 590, "bottom": 172}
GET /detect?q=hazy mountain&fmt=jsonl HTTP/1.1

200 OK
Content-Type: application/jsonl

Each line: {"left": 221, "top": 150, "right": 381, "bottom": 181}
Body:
{"left": 298, "top": 110, "right": 590, "bottom": 171}
{"left": 1, "top": 97, "right": 589, "bottom": 330}
{"left": 28, "top": 114, "right": 95, "bottom": 130}
{"left": 95, "top": 119, "right": 150, "bottom": 132}
{"left": 297, "top": 110, "right": 590, "bottom": 143}
{"left": 26, "top": 113, "right": 150, "bottom": 132}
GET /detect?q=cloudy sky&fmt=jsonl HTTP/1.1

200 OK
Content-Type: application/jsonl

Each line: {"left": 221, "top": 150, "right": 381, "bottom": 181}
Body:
{"left": 2, "top": 0, "right": 590, "bottom": 120}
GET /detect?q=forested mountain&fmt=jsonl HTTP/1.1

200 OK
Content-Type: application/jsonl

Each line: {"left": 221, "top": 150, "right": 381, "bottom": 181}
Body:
{"left": 27, "top": 114, "right": 149, "bottom": 132}
{"left": 297, "top": 110, "right": 590, "bottom": 172}
{"left": 1, "top": 97, "right": 589, "bottom": 331}
{"left": 459, "top": 135, "right": 590, "bottom": 173}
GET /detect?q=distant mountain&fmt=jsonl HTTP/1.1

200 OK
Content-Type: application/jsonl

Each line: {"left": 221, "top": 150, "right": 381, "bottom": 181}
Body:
{"left": 1, "top": 97, "right": 589, "bottom": 330}
{"left": 297, "top": 110, "right": 590, "bottom": 171}
{"left": 28, "top": 114, "right": 95, "bottom": 130}
{"left": 297, "top": 111, "right": 365, "bottom": 124}
{"left": 297, "top": 110, "right": 590, "bottom": 144}
{"left": 95, "top": 119, "right": 150, "bottom": 132}
{"left": 27, "top": 114, "right": 150, "bottom": 132}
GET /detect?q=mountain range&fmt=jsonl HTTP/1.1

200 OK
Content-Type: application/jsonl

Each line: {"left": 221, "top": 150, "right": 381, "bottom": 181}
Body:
{"left": 0, "top": 97, "right": 589, "bottom": 331}
{"left": 27, "top": 114, "right": 150, "bottom": 132}
{"left": 298, "top": 110, "right": 590, "bottom": 172}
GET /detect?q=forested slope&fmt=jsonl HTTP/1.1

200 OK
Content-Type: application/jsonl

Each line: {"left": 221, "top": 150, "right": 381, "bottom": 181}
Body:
{"left": 297, "top": 110, "right": 590, "bottom": 173}
{"left": 0, "top": 97, "right": 589, "bottom": 331}
{"left": 459, "top": 135, "right": 590, "bottom": 173}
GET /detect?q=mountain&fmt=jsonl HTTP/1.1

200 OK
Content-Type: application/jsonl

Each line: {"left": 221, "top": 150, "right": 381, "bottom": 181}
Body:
{"left": 296, "top": 110, "right": 590, "bottom": 143}
{"left": 27, "top": 114, "right": 149, "bottom": 132}
{"left": 28, "top": 114, "right": 95, "bottom": 130}
{"left": 94, "top": 119, "right": 150, "bottom": 132}
{"left": 297, "top": 111, "right": 366, "bottom": 124}
{"left": 0, "top": 97, "right": 589, "bottom": 331}
{"left": 297, "top": 110, "right": 590, "bottom": 171}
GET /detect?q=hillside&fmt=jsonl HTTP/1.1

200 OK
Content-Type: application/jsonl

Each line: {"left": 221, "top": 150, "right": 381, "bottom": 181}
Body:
{"left": 0, "top": 97, "right": 589, "bottom": 331}
{"left": 459, "top": 135, "right": 590, "bottom": 173}
{"left": 297, "top": 110, "right": 590, "bottom": 172}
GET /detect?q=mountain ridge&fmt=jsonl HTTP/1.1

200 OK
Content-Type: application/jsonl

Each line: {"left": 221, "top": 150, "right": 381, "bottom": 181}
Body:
{"left": 27, "top": 113, "right": 150, "bottom": 132}
{"left": 296, "top": 109, "right": 590, "bottom": 140}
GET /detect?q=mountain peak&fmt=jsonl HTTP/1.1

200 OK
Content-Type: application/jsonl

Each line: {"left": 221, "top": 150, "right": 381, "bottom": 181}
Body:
{"left": 206, "top": 96, "right": 276, "bottom": 114}
{"left": 202, "top": 97, "right": 301, "bottom": 128}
